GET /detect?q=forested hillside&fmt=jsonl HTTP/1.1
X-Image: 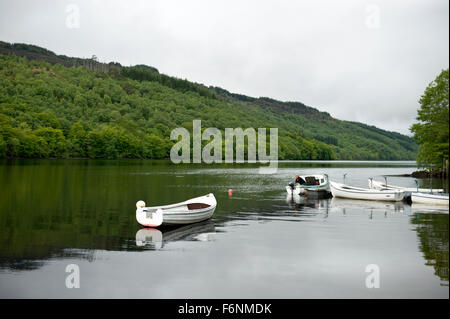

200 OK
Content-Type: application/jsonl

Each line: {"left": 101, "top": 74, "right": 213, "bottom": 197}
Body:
{"left": 0, "top": 41, "right": 418, "bottom": 160}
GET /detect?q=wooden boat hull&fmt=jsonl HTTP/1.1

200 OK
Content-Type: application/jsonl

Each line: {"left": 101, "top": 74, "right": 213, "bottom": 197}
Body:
{"left": 411, "top": 193, "right": 449, "bottom": 206}
{"left": 159, "top": 206, "right": 216, "bottom": 225}
{"left": 368, "top": 179, "right": 444, "bottom": 193}
{"left": 136, "top": 193, "right": 217, "bottom": 226}
{"left": 330, "top": 181, "right": 404, "bottom": 202}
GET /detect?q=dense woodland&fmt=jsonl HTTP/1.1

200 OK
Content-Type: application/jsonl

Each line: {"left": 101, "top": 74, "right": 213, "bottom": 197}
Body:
{"left": 0, "top": 41, "right": 418, "bottom": 160}
{"left": 410, "top": 69, "right": 449, "bottom": 170}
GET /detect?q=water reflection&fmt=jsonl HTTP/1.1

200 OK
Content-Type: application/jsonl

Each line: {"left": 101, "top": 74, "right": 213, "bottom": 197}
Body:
{"left": 280, "top": 194, "right": 328, "bottom": 219}
{"left": 0, "top": 159, "right": 448, "bottom": 296}
{"left": 286, "top": 194, "right": 408, "bottom": 216}
{"left": 286, "top": 194, "right": 331, "bottom": 213}
{"left": 135, "top": 220, "right": 216, "bottom": 250}
{"left": 410, "top": 204, "right": 449, "bottom": 214}
{"left": 325, "top": 196, "right": 448, "bottom": 286}
{"left": 136, "top": 228, "right": 163, "bottom": 250}
{"left": 330, "top": 197, "right": 405, "bottom": 213}
{"left": 411, "top": 213, "right": 449, "bottom": 286}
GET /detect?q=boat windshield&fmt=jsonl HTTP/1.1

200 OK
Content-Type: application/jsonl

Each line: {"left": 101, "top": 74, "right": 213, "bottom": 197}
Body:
{"left": 305, "top": 176, "right": 320, "bottom": 186}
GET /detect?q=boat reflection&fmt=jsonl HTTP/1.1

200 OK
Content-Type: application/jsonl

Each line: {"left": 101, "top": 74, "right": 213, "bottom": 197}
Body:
{"left": 286, "top": 194, "right": 331, "bottom": 211}
{"left": 135, "top": 220, "right": 216, "bottom": 250}
{"left": 329, "top": 197, "right": 405, "bottom": 213}
{"left": 410, "top": 212, "right": 449, "bottom": 286}
{"left": 135, "top": 228, "right": 163, "bottom": 250}
{"left": 410, "top": 203, "right": 449, "bottom": 214}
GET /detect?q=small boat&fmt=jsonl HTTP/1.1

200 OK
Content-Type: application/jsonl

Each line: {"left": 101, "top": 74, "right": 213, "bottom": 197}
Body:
{"left": 286, "top": 174, "right": 329, "bottom": 195}
{"left": 368, "top": 179, "right": 444, "bottom": 193}
{"left": 136, "top": 193, "right": 217, "bottom": 227}
{"left": 411, "top": 192, "right": 449, "bottom": 206}
{"left": 330, "top": 181, "right": 405, "bottom": 202}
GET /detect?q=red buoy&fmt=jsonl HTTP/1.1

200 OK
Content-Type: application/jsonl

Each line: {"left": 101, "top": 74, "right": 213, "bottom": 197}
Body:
{"left": 228, "top": 189, "right": 233, "bottom": 196}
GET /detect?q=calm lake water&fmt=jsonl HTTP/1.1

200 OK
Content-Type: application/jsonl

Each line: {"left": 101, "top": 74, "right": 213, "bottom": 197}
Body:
{"left": 0, "top": 159, "right": 448, "bottom": 298}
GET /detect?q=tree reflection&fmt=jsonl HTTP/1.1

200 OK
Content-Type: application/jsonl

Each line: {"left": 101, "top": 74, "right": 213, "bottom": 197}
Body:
{"left": 411, "top": 213, "right": 449, "bottom": 286}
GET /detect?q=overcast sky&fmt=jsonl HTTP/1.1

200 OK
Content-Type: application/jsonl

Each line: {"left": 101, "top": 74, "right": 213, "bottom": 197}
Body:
{"left": 0, "top": 0, "right": 448, "bottom": 135}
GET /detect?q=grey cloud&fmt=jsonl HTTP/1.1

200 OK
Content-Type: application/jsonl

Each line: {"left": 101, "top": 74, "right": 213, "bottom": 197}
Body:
{"left": 0, "top": 0, "right": 448, "bottom": 134}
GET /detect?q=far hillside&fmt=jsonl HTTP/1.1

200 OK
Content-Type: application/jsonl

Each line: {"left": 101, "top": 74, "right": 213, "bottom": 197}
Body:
{"left": 0, "top": 41, "right": 418, "bottom": 160}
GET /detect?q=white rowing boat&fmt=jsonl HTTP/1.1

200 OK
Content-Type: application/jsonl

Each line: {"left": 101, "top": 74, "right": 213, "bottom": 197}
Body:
{"left": 368, "top": 179, "right": 444, "bottom": 193}
{"left": 136, "top": 193, "right": 217, "bottom": 227}
{"left": 286, "top": 174, "right": 329, "bottom": 195}
{"left": 330, "top": 181, "right": 405, "bottom": 202}
{"left": 411, "top": 192, "right": 449, "bottom": 206}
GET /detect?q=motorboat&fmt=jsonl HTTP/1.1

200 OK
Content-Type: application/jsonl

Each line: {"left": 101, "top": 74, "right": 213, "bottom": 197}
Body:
{"left": 286, "top": 174, "right": 329, "bottom": 195}
{"left": 136, "top": 193, "right": 217, "bottom": 227}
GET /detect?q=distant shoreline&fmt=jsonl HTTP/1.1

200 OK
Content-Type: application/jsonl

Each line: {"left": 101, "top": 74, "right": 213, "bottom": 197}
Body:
{"left": 411, "top": 169, "right": 448, "bottom": 178}
{"left": 0, "top": 158, "right": 417, "bottom": 162}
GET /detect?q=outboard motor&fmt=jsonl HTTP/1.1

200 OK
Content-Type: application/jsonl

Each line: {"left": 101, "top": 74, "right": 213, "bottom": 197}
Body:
{"left": 288, "top": 181, "right": 295, "bottom": 190}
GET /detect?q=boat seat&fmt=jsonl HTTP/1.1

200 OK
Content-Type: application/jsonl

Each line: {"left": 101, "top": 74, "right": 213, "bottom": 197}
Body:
{"left": 187, "top": 203, "right": 211, "bottom": 210}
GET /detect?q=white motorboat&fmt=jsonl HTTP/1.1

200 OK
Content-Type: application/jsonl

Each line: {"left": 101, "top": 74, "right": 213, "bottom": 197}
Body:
{"left": 411, "top": 192, "right": 449, "bottom": 206}
{"left": 368, "top": 179, "right": 444, "bottom": 193}
{"left": 286, "top": 174, "right": 329, "bottom": 195}
{"left": 136, "top": 193, "right": 217, "bottom": 227}
{"left": 330, "top": 181, "right": 405, "bottom": 202}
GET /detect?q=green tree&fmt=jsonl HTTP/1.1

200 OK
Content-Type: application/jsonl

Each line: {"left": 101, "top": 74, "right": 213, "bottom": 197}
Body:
{"left": 410, "top": 69, "right": 449, "bottom": 168}
{"left": 0, "top": 135, "right": 6, "bottom": 157}
{"left": 34, "top": 127, "right": 67, "bottom": 157}
{"left": 68, "top": 122, "right": 87, "bottom": 157}
{"left": 0, "top": 47, "right": 420, "bottom": 161}
{"left": 33, "top": 112, "right": 62, "bottom": 129}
